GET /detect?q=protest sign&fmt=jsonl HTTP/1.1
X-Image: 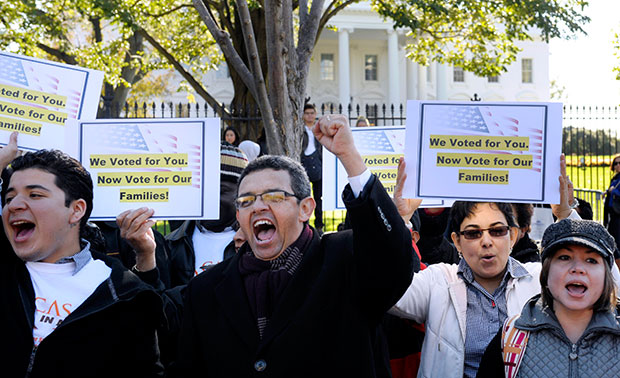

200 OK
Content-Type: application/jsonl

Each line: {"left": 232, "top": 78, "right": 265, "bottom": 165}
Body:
{"left": 68, "top": 118, "right": 220, "bottom": 220}
{"left": 403, "top": 101, "right": 562, "bottom": 203}
{"left": 0, "top": 51, "right": 103, "bottom": 151}
{"left": 323, "top": 125, "right": 451, "bottom": 210}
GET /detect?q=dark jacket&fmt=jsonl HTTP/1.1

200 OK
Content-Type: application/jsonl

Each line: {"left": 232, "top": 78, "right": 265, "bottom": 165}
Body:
{"left": 0, "top": 246, "right": 164, "bottom": 378}
{"left": 510, "top": 234, "right": 540, "bottom": 263}
{"left": 165, "top": 220, "right": 236, "bottom": 287}
{"left": 95, "top": 221, "right": 172, "bottom": 288}
{"left": 171, "top": 175, "right": 416, "bottom": 377}
{"left": 301, "top": 128, "right": 322, "bottom": 182}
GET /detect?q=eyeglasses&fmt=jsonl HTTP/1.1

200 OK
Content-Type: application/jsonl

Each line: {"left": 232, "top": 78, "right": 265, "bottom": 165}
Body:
{"left": 458, "top": 226, "right": 511, "bottom": 240}
{"left": 614, "top": 161, "right": 620, "bottom": 166}
{"left": 235, "top": 190, "right": 298, "bottom": 209}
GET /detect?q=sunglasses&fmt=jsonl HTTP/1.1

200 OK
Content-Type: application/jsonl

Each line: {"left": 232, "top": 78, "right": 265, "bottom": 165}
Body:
{"left": 458, "top": 225, "right": 511, "bottom": 240}
{"left": 614, "top": 161, "right": 620, "bottom": 166}
{"left": 235, "top": 190, "right": 298, "bottom": 209}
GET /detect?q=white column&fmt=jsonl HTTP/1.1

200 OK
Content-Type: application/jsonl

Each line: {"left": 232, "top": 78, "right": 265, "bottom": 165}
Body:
{"left": 338, "top": 28, "right": 351, "bottom": 108}
{"left": 436, "top": 62, "right": 448, "bottom": 100}
{"left": 407, "top": 59, "right": 418, "bottom": 100}
{"left": 387, "top": 29, "right": 399, "bottom": 107}
{"left": 417, "top": 65, "right": 427, "bottom": 100}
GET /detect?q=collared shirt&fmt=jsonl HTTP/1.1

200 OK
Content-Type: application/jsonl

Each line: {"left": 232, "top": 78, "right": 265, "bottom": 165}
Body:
{"left": 303, "top": 125, "right": 316, "bottom": 156}
{"left": 55, "top": 240, "right": 93, "bottom": 275}
{"left": 457, "top": 256, "right": 529, "bottom": 378}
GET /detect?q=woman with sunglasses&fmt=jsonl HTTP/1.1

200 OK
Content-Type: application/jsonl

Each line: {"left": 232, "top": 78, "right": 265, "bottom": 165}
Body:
{"left": 604, "top": 154, "right": 620, "bottom": 252}
{"left": 390, "top": 157, "right": 578, "bottom": 378}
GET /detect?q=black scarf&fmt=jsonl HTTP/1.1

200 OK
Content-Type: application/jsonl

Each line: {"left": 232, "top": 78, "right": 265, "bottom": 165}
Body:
{"left": 238, "top": 224, "right": 313, "bottom": 339}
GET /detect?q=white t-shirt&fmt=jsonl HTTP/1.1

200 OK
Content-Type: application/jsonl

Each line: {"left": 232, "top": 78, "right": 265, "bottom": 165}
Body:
{"left": 304, "top": 125, "right": 316, "bottom": 156}
{"left": 192, "top": 226, "right": 236, "bottom": 275}
{"left": 26, "top": 258, "right": 111, "bottom": 346}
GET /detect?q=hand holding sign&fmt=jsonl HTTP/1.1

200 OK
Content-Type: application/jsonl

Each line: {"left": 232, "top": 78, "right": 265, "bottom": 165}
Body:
{"left": 117, "top": 207, "right": 156, "bottom": 271}
{"left": 393, "top": 157, "right": 422, "bottom": 224}
{"left": 314, "top": 114, "right": 365, "bottom": 177}
{"left": 0, "top": 132, "right": 19, "bottom": 169}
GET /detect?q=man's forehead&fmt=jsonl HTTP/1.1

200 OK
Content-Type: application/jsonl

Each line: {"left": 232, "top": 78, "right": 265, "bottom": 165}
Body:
{"left": 239, "top": 168, "right": 293, "bottom": 192}
{"left": 8, "top": 168, "right": 57, "bottom": 187}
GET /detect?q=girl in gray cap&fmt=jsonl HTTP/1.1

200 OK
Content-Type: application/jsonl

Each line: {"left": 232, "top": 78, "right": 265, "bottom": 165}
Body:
{"left": 477, "top": 219, "right": 620, "bottom": 377}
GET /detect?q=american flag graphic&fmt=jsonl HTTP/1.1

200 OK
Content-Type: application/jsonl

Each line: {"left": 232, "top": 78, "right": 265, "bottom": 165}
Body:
{"left": 96, "top": 123, "right": 202, "bottom": 188}
{"left": 0, "top": 55, "right": 28, "bottom": 86}
{"left": 0, "top": 54, "right": 82, "bottom": 119}
{"left": 353, "top": 130, "right": 399, "bottom": 153}
{"left": 428, "top": 105, "right": 543, "bottom": 172}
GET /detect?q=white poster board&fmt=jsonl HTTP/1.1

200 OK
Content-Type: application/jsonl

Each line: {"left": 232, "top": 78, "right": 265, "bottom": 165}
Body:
{"left": 403, "top": 101, "right": 563, "bottom": 203}
{"left": 0, "top": 51, "right": 103, "bottom": 151}
{"left": 68, "top": 118, "right": 221, "bottom": 220}
{"left": 322, "top": 125, "right": 452, "bottom": 210}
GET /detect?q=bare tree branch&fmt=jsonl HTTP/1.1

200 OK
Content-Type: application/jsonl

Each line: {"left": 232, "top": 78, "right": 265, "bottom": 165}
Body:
{"left": 36, "top": 43, "right": 78, "bottom": 65}
{"left": 236, "top": 0, "right": 282, "bottom": 153}
{"left": 192, "top": 0, "right": 258, "bottom": 100}
{"left": 137, "top": 27, "right": 229, "bottom": 118}
{"left": 297, "top": 0, "right": 325, "bottom": 70}
{"left": 317, "top": 0, "right": 359, "bottom": 43}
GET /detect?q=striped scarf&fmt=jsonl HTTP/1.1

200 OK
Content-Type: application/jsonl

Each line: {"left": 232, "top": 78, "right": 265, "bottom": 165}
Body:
{"left": 238, "top": 224, "right": 313, "bottom": 339}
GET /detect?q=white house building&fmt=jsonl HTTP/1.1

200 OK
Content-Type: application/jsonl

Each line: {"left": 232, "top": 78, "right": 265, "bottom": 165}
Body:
{"left": 168, "top": 2, "right": 550, "bottom": 111}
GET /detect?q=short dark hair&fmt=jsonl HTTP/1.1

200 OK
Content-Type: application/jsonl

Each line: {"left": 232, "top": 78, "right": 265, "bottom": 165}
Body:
{"left": 237, "top": 155, "right": 311, "bottom": 199}
{"left": 540, "top": 249, "right": 617, "bottom": 311}
{"left": 2, "top": 149, "right": 93, "bottom": 234}
{"left": 450, "top": 201, "right": 517, "bottom": 234}
{"left": 511, "top": 203, "right": 534, "bottom": 229}
{"left": 303, "top": 103, "right": 316, "bottom": 112}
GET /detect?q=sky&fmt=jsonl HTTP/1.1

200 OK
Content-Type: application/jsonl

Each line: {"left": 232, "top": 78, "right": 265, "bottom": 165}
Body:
{"left": 549, "top": 0, "right": 620, "bottom": 105}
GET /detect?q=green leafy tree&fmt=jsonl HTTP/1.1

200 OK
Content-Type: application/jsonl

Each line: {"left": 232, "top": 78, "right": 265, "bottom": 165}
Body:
{"left": 0, "top": 0, "right": 221, "bottom": 116}
{"left": 374, "top": 0, "right": 590, "bottom": 76}
{"left": 1, "top": 0, "right": 590, "bottom": 157}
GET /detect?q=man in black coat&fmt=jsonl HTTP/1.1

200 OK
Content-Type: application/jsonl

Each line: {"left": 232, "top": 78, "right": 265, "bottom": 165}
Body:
{"left": 0, "top": 134, "right": 163, "bottom": 377}
{"left": 172, "top": 114, "right": 415, "bottom": 377}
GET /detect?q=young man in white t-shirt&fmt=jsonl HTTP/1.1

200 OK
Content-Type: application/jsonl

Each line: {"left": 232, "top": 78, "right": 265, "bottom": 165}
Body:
{"left": 0, "top": 133, "right": 164, "bottom": 378}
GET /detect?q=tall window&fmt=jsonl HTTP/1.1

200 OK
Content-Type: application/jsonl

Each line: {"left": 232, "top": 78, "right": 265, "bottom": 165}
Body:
{"left": 365, "top": 55, "right": 378, "bottom": 81}
{"left": 522, "top": 58, "right": 533, "bottom": 83}
{"left": 320, "top": 54, "right": 334, "bottom": 81}
{"left": 488, "top": 75, "right": 499, "bottom": 83}
{"left": 453, "top": 66, "right": 465, "bottom": 82}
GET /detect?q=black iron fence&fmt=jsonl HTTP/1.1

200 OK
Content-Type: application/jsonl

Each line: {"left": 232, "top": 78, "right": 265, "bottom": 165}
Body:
{"left": 100, "top": 101, "right": 620, "bottom": 229}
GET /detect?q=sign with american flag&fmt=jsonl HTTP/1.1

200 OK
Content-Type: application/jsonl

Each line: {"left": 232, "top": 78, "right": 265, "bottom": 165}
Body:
{"left": 67, "top": 118, "right": 220, "bottom": 220}
{"left": 0, "top": 51, "right": 103, "bottom": 151}
{"left": 403, "top": 101, "right": 563, "bottom": 203}
{"left": 322, "top": 125, "right": 450, "bottom": 210}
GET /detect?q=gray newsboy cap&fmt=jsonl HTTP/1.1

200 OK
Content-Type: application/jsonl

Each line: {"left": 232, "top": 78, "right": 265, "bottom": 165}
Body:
{"left": 541, "top": 219, "right": 617, "bottom": 267}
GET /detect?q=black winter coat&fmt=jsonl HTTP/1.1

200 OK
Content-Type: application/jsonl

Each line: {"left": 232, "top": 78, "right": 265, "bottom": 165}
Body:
{"left": 0, "top": 246, "right": 164, "bottom": 378}
{"left": 171, "top": 175, "right": 416, "bottom": 378}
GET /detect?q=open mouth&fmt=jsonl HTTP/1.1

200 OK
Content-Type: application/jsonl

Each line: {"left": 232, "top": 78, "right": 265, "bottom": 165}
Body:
{"left": 481, "top": 255, "right": 495, "bottom": 262}
{"left": 11, "top": 220, "right": 35, "bottom": 242}
{"left": 253, "top": 219, "right": 276, "bottom": 242}
{"left": 566, "top": 282, "right": 587, "bottom": 295}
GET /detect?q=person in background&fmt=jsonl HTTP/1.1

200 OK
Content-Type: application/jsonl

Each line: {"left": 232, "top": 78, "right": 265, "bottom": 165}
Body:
{"left": 604, "top": 154, "right": 620, "bottom": 251}
{"left": 239, "top": 140, "right": 261, "bottom": 162}
{"left": 509, "top": 203, "right": 540, "bottom": 263}
{"left": 0, "top": 133, "right": 163, "bottom": 377}
{"left": 477, "top": 219, "right": 620, "bottom": 377}
{"left": 356, "top": 115, "right": 370, "bottom": 127}
{"left": 223, "top": 126, "right": 240, "bottom": 147}
{"left": 300, "top": 103, "right": 323, "bottom": 233}
{"left": 416, "top": 207, "right": 460, "bottom": 265}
